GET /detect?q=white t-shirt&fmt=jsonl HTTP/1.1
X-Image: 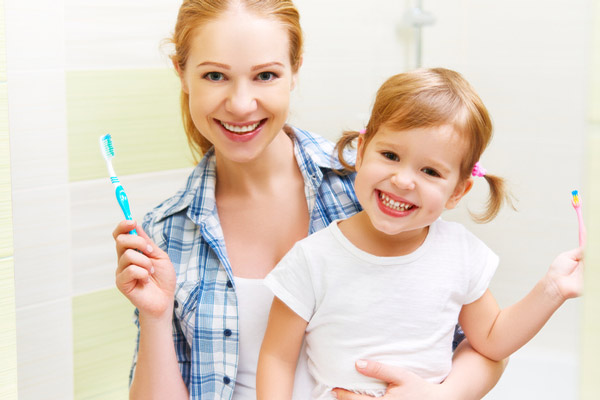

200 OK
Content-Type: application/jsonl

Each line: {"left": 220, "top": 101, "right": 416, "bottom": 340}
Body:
{"left": 264, "top": 218, "right": 498, "bottom": 398}
{"left": 231, "top": 276, "right": 315, "bottom": 400}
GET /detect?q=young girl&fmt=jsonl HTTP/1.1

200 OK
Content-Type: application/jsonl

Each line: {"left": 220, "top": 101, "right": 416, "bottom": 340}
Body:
{"left": 257, "top": 68, "right": 583, "bottom": 399}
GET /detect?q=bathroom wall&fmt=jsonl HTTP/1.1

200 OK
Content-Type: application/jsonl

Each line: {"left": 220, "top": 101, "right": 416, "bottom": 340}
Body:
{"left": 2, "top": 0, "right": 596, "bottom": 399}
{"left": 0, "top": 0, "right": 18, "bottom": 397}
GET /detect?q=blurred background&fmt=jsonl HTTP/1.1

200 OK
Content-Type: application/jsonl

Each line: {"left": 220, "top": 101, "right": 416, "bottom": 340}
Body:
{"left": 0, "top": 0, "right": 598, "bottom": 399}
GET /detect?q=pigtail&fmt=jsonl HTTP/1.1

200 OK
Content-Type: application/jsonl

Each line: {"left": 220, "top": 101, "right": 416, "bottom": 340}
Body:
{"left": 334, "top": 130, "right": 361, "bottom": 174}
{"left": 470, "top": 173, "right": 515, "bottom": 223}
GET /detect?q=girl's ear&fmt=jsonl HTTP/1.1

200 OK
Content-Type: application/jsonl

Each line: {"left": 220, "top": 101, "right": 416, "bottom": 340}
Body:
{"left": 172, "top": 58, "right": 189, "bottom": 94}
{"left": 355, "top": 135, "right": 365, "bottom": 170}
{"left": 446, "top": 178, "right": 473, "bottom": 209}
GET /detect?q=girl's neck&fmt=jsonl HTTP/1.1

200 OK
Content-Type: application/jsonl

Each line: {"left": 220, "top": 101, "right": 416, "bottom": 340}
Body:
{"left": 214, "top": 130, "right": 296, "bottom": 198}
{"left": 338, "top": 211, "right": 430, "bottom": 257}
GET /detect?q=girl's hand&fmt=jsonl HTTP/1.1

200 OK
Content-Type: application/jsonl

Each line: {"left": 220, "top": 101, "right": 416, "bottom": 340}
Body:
{"left": 113, "top": 220, "right": 176, "bottom": 320}
{"left": 332, "top": 360, "right": 444, "bottom": 400}
{"left": 545, "top": 247, "right": 584, "bottom": 301}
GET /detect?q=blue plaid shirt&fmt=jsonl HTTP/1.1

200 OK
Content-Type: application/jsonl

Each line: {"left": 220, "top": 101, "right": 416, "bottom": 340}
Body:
{"left": 131, "top": 127, "right": 361, "bottom": 399}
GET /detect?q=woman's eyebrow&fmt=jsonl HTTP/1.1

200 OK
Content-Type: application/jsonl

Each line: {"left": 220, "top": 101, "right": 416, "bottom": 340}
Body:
{"left": 251, "top": 62, "right": 284, "bottom": 71}
{"left": 196, "top": 61, "right": 230, "bottom": 69}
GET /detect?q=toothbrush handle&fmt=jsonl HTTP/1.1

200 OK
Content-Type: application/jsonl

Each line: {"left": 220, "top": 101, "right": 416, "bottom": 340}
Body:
{"left": 576, "top": 208, "right": 586, "bottom": 247}
{"left": 115, "top": 185, "right": 138, "bottom": 235}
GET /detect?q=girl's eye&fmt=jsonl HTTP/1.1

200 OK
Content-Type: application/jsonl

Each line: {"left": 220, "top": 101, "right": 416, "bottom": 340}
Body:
{"left": 422, "top": 168, "right": 440, "bottom": 177}
{"left": 204, "top": 72, "right": 225, "bottom": 82}
{"left": 382, "top": 152, "right": 399, "bottom": 162}
{"left": 257, "top": 71, "right": 277, "bottom": 81}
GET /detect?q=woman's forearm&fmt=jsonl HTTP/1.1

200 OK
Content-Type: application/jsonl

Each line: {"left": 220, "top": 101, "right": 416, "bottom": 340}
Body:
{"left": 130, "top": 312, "right": 189, "bottom": 400}
{"left": 442, "top": 339, "right": 507, "bottom": 400}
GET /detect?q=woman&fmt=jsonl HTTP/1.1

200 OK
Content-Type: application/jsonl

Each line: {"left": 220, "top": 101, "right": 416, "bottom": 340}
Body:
{"left": 113, "top": 1, "right": 506, "bottom": 399}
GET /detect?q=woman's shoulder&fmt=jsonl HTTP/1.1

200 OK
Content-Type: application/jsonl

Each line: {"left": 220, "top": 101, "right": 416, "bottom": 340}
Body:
{"left": 288, "top": 125, "right": 356, "bottom": 170}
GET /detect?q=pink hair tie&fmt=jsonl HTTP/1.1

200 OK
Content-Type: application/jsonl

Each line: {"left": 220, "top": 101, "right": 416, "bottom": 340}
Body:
{"left": 359, "top": 129, "right": 366, "bottom": 135}
{"left": 471, "top": 161, "right": 487, "bottom": 177}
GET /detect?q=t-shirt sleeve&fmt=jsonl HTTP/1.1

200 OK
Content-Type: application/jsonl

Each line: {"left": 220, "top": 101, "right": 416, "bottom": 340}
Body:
{"left": 264, "top": 243, "right": 316, "bottom": 322}
{"left": 464, "top": 236, "right": 499, "bottom": 305}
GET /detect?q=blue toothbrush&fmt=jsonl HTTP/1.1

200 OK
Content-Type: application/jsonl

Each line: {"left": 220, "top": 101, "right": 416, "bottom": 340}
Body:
{"left": 99, "top": 134, "right": 137, "bottom": 235}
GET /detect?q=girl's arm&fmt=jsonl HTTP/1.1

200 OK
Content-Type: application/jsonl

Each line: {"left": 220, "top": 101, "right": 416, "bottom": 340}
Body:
{"left": 459, "top": 247, "right": 583, "bottom": 362}
{"left": 332, "top": 340, "right": 506, "bottom": 400}
{"left": 113, "top": 220, "right": 188, "bottom": 399}
{"left": 257, "top": 297, "right": 308, "bottom": 400}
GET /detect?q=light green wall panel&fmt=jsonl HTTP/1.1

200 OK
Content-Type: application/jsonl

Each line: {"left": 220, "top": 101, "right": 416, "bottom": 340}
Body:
{"left": 67, "top": 68, "right": 194, "bottom": 182}
{"left": 0, "top": 258, "right": 17, "bottom": 400}
{"left": 73, "top": 288, "right": 137, "bottom": 400}
{"left": 591, "top": 0, "right": 600, "bottom": 122}
{"left": 0, "top": 0, "right": 5, "bottom": 82}
{"left": 0, "top": 83, "right": 11, "bottom": 259}
{"left": 581, "top": 130, "right": 600, "bottom": 400}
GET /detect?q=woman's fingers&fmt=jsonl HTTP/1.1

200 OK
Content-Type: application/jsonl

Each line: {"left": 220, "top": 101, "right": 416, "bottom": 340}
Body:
{"left": 116, "top": 264, "right": 151, "bottom": 290}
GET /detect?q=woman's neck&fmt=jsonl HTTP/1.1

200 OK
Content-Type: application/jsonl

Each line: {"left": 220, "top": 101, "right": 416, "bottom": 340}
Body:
{"left": 214, "top": 130, "right": 296, "bottom": 198}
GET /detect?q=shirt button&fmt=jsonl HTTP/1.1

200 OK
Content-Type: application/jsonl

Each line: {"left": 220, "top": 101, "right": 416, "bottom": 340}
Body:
{"left": 224, "top": 329, "right": 232, "bottom": 337}
{"left": 227, "top": 280, "right": 233, "bottom": 288}
{"left": 223, "top": 376, "right": 231, "bottom": 384}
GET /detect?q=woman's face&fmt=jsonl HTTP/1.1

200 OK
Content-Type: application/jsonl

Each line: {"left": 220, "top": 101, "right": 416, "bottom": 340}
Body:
{"left": 177, "top": 8, "right": 298, "bottom": 164}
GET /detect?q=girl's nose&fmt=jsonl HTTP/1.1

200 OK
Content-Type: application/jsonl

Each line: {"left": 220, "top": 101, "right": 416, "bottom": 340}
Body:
{"left": 390, "top": 169, "right": 416, "bottom": 190}
{"left": 226, "top": 82, "right": 258, "bottom": 115}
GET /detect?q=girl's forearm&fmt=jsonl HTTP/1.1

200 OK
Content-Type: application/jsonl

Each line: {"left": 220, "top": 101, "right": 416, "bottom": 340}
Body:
{"left": 442, "top": 340, "right": 507, "bottom": 400}
{"left": 256, "top": 352, "right": 296, "bottom": 400}
{"left": 483, "top": 277, "right": 564, "bottom": 361}
{"left": 130, "top": 312, "right": 189, "bottom": 400}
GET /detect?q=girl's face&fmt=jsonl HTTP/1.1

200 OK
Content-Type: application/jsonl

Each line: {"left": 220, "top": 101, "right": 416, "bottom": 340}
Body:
{"left": 354, "top": 124, "right": 473, "bottom": 237}
{"left": 176, "top": 8, "right": 298, "bottom": 164}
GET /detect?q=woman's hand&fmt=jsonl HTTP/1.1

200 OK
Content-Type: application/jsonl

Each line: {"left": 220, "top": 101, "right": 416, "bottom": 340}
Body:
{"left": 113, "top": 220, "right": 176, "bottom": 320}
{"left": 545, "top": 247, "right": 584, "bottom": 301}
{"left": 331, "top": 360, "right": 442, "bottom": 400}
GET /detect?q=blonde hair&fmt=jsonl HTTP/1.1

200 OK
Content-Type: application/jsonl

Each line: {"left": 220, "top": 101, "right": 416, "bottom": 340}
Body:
{"left": 336, "top": 68, "right": 513, "bottom": 223}
{"left": 170, "top": 0, "right": 303, "bottom": 159}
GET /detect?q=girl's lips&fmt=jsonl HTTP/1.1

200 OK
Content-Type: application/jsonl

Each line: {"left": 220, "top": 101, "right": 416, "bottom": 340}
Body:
{"left": 215, "top": 118, "right": 267, "bottom": 142}
{"left": 376, "top": 190, "right": 417, "bottom": 217}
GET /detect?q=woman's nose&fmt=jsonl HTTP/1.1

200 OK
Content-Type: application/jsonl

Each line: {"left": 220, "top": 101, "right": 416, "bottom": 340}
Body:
{"left": 390, "top": 168, "right": 416, "bottom": 190}
{"left": 225, "top": 82, "right": 258, "bottom": 115}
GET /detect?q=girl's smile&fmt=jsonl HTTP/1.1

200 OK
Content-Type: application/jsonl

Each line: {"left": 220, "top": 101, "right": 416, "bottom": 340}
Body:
{"left": 377, "top": 190, "right": 417, "bottom": 216}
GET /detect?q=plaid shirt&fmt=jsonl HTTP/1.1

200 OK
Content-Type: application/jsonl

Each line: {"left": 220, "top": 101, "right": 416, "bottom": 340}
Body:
{"left": 131, "top": 126, "right": 361, "bottom": 399}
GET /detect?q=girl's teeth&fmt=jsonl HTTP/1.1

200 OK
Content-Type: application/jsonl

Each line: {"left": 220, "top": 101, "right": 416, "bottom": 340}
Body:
{"left": 221, "top": 121, "right": 260, "bottom": 133}
{"left": 379, "top": 192, "right": 414, "bottom": 211}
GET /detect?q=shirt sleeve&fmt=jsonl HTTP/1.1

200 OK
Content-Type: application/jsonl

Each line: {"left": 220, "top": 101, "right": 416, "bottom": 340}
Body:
{"left": 264, "top": 243, "right": 316, "bottom": 322}
{"left": 464, "top": 236, "right": 499, "bottom": 305}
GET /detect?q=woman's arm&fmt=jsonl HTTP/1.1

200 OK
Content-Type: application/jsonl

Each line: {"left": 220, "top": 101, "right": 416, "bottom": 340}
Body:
{"left": 257, "top": 297, "right": 308, "bottom": 400}
{"left": 459, "top": 247, "right": 583, "bottom": 361}
{"left": 113, "top": 220, "right": 188, "bottom": 399}
{"left": 332, "top": 340, "right": 506, "bottom": 400}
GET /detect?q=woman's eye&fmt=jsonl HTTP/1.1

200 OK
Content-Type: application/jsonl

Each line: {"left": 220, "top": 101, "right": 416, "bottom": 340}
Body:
{"left": 257, "top": 71, "right": 277, "bottom": 81}
{"left": 422, "top": 168, "right": 440, "bottom": 177}
{"left": 204, "top": 72, "right": 225, "bottom": 81}
{"left": 382, "top": 152, "right": 399, "bottom": 161}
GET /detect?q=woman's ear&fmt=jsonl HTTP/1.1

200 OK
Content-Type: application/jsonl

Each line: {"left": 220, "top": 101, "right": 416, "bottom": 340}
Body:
{"left": 446, "top": 178, "right": 473, "bottom": 209}
{"left": 172, "top": 58, "right": 189, "bottom": 94}
{"left": 291, "top": 56, "right": 303, "bottom": 90}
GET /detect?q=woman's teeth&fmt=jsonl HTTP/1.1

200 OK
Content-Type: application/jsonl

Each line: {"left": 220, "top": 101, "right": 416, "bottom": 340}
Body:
{"left": 221, "top": 121, "right": 260, "bottom": 133}
{"left": 379, "top": 192, "right": 414, "bottom": 212}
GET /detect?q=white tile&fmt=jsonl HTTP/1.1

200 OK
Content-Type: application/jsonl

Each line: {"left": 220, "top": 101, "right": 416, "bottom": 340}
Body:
{"left": 8, "top": 70, "right": 68, "bottom": 192}
{"left": 70, "top": 168, "right": 192, "bottom": 295}
{"left": 12, "top": 186, "right": 70, "bottom": 307}
{"left": 4, "top": 0, "right": 65, "bottom": 72}
{"left": 65, "top": 0, "right": 180, "bottom": 70}
{"left": 16, "top": 298, "right": 73, "bottom": 400}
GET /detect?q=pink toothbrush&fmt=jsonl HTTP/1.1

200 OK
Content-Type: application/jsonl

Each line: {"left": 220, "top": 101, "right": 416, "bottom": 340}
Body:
{"left": 571, "top": 190, "right": 586, "bottom": 247}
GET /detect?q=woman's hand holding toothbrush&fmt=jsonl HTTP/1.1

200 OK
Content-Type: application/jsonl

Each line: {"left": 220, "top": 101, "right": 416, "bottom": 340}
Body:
{"left": 113, "top": 220, "right": 176, "bottom": 321}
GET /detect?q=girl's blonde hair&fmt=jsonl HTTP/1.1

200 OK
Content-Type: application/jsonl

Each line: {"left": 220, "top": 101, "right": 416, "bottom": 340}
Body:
{"left": 336, "top": 68, "right": 513, "bottom": 223}
{"left": 170, "top": 0, "right": 303, "bottom": 159}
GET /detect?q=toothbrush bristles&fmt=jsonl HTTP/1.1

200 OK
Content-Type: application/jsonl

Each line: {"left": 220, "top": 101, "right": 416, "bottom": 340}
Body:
{"left": 100, "top": 134, "right": 115, "bottom": 158}
{"left": 571, "top": 190, "right": 580, "bottom": 207}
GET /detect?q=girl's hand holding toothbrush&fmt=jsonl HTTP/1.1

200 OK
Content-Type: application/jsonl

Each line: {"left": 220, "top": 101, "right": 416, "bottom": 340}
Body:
{"left": 543, "top": 247, "right": 584, "bottom": 303}
{"left": 113, "top": 219, "right": 176, "bottom": 320}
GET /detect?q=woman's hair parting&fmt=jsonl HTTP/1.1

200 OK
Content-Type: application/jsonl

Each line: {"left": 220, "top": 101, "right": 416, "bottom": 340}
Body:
{"left": 335, "top": 67, "right": 514, "bottom": 223}
{"left": 169, "top": 0, "right": 303, "bottom": 159}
